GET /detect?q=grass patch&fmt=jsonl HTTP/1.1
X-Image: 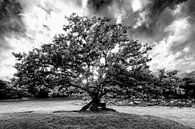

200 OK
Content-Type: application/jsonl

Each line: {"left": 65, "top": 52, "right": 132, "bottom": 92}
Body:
{"left": 0, "top": 111, "right": 192, "bottom": 129}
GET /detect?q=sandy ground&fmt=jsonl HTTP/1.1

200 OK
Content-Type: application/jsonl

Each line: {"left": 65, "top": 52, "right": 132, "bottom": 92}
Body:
{"left": 0, "top": 99, "right": 195, "bottom": 128}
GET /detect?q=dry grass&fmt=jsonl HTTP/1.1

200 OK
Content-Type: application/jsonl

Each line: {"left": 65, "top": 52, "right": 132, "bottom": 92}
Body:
{"left": 0, "top": 111, "right": 193, "bottom": 129}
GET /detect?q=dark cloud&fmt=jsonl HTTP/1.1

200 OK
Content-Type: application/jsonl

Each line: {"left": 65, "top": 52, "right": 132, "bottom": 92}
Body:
{"left": 86, "top": 0, "right": 189, "bottom": 25}
{"left": 132, "top": 0, "right": 190, "bottom": 38}
{"left": 0, "top": 0, "right": 25, "bottom": 35}
{"left": 170, "top": 0, "right": 195, "bottom": 53}
{"left": 87, "top": 0, "right": 113, "bottom": 11}
{"left": 185, "top": 0, "right": 195, "bottom": 22}
{"left": 85, "top": 0, "right": 191, "bottom": 42}
{"left": 147, "top": 0, "right": 189, "bottom": 24}
{"left": 0, "top": 0, "right": 25, "bottom": 49}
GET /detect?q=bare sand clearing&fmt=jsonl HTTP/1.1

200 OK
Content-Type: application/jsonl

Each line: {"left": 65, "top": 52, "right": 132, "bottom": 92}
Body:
{"left": 0, "top": 99, "right": 194, "bottom": 128}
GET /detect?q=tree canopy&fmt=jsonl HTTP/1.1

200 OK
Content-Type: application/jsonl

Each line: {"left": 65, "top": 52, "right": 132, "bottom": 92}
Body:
{"left": 13, "top": 13, "right": 152, "bottom": 111}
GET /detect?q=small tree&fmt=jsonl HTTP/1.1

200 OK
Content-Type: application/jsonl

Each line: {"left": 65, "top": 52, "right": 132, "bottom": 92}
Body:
{"left": 13, "top": 14, "right": 151, "bottom": 111}
{"left": 153, "top": 69, "right": 185, "bottom": 99}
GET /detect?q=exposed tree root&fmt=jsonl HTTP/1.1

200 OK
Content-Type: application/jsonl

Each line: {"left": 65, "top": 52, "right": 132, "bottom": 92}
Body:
{"left": 79, "top": 100, "right": 116, "bottom": 112}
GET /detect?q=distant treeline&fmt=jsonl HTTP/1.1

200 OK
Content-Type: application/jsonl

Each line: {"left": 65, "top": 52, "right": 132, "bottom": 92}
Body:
{"left": 0, "top": 80, "right": 22, "bottom": 99}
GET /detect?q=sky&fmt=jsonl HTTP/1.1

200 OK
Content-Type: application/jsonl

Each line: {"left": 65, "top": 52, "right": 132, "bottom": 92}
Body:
{"left": 0, "top": 0, "right": 195, "bottom": 80}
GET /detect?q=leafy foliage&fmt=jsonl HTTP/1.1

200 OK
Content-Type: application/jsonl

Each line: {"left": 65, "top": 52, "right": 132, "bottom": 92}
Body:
{"left": 0, "top": 80, "right": 22, "bottom": 99}
{"left": 152, "top": 69, "right": 185, "bottom": 99}
{"left": 13, "top": 14, "right": 152, "bottom": 109}
{"left": 182, "top": 76, "right": 195, "bottom": 99}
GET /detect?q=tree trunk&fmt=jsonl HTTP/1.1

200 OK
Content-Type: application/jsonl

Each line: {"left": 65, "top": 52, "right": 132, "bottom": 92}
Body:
{"left": 79, "top": 96, "right": 106, "bottom": 112}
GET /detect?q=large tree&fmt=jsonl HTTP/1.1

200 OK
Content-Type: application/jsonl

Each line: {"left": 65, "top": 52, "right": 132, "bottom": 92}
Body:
{"left": 13, "top": 14, "right": 151, "bottom": 111}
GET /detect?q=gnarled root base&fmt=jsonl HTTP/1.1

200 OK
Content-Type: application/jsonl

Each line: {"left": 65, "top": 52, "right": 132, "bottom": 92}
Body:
{"left": 79, "top": 101, "right": 116, "bottom": 112}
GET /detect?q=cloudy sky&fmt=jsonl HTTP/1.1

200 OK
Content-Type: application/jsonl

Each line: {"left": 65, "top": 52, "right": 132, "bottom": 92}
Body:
{"left": 0, "top": 0, "right": 195, "bottom": 80}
